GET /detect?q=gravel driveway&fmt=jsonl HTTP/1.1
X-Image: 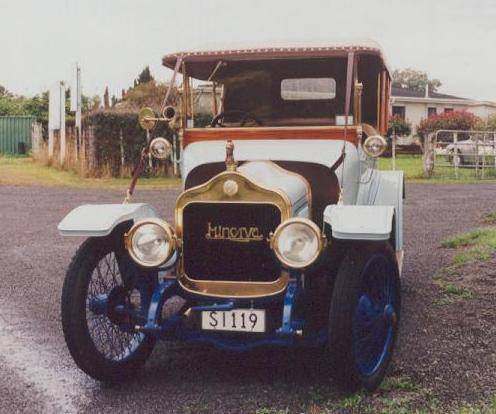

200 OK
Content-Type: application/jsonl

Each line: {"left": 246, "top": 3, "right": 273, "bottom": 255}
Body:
{"left": 0, "top": 183, "right": 495, "bottom": 413}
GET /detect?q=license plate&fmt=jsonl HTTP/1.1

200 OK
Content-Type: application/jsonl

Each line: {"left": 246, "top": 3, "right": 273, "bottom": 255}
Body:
{"left": 201, "top": 309, "right": 265, "bottom": 333}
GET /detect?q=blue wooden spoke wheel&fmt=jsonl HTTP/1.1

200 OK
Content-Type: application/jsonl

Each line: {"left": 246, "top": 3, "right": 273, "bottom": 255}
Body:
{"left": 327, "top": 242, "right": 401, "bottom": 391}
{"left": 61, "top": 226, "right": 156, "bottom": 382}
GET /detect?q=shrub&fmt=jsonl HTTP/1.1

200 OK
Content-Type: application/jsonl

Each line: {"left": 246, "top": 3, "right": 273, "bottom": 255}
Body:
{"left": 86, "top": 111, "right": 173, "bottom": 177}
{"left": 416, "top": 110, "right": 480, "bottom": 142}
{"left": 388, "top": 115, "right": 412, "bottom": 137}
{"left": 474, "top": 113, "right": 496, "bottom": 131}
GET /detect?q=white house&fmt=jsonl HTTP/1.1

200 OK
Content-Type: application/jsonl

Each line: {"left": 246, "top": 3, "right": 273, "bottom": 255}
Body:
{"left": 391, "top": 85, "right": 496, "bottom": 135}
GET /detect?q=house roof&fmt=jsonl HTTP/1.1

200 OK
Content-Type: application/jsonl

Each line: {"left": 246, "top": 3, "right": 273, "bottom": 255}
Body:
{"left": 162, "top": 39, "right": 390, "bottom": 79}
{"left": 391, "top": 86, "right": 468, "bottom": 101}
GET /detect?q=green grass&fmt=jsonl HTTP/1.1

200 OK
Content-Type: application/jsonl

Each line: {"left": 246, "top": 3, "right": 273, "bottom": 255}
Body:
{"left": 435, "top": 227, "right": 496, "bottom": 304}
{"left": 378, "top": 155, "right": 496, "bottom": 183}
{"left": 380, "top": 376, "right": 419, "bottom": 393}
{"left": 441, "top": 228, "right": 496, "bottom": 266}
{"left": 483, "top": 212, "right": 496, "bottom": 225}
{"left": 436, "top": 284, "right": 473, "bottom": 305}
{"left": 0, "top": 155, "right": 181, "bottom": 190}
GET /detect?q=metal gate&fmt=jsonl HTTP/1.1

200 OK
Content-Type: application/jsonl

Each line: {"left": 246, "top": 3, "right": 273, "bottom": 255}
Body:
{"left": 429, "top": 129, "right": 496, "bottom": 179}
{"left": 0, "top": 116, "right": 35, "bottom": 154}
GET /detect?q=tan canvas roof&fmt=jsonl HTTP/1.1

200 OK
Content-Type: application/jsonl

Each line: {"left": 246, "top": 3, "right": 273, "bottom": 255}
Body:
{"left": 162, "top": 39, "right": 390, "bottom": 79}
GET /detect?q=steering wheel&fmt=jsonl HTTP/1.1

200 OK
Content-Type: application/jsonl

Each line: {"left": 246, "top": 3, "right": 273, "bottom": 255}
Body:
{"left": 210, "top": 110, "right": 263, "bottom": 127}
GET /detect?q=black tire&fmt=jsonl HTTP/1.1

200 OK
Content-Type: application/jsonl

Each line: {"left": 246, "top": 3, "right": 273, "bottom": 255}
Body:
{"left": 61, "top": 231, "right": 156, "bottom": 382}
{"left": 327, "top": 241, "right": 401, "bottom": 392}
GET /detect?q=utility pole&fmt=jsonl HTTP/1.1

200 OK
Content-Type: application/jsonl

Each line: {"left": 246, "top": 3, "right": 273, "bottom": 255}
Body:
{"left": 71, "top": 63, "right": 82, "bottom": 160}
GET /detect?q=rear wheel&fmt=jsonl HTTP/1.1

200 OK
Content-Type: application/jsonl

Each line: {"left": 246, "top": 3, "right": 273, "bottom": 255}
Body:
{"left": 327, "top": 242, "right": 401, "bottom": 391}
{"left": 61, "top": 231, "right": 156, "bottom": 382}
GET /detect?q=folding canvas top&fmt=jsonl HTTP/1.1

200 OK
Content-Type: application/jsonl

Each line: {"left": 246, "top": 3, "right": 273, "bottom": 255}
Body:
{"left": 162, "top": 39, "right": 390, "bottom": 80}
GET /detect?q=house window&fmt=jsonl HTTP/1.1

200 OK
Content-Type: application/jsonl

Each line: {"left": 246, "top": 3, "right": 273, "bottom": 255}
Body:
{"left": 428, "top": 107, "right": 437, "bottom": 117}
{"left": 392, "top": 106, "right": 406, "bottom": 120}
{"left": 444, "top": 108, "right": 453, "bottom": 113}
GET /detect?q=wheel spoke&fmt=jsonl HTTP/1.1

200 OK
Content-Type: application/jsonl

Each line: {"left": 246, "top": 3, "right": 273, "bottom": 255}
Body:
{"left": 85, "top": 251, "right": 146, "bottom": 362}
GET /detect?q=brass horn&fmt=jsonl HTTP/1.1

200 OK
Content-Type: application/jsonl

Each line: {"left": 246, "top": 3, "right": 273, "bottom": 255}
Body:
{"left": 138, "top": 106, "right": 177, "bottom": 131}
{"left": 162, "top": 106, "right": 176, "bottom": 121}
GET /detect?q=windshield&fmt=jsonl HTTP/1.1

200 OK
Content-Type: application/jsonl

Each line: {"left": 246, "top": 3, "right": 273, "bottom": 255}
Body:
{"left": 215, "top": 58, "right": 347, "bottom": 126}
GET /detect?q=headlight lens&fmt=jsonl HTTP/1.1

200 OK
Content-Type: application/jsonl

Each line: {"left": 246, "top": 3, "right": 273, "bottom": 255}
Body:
{"left": 149, "top": 137, "right": 172, "bottom": 160}
{"left": 126, "top": 219, "right": 176, "bottom": 267}
{"left": 272, "top": 218, "right": 324, "bottom": 269}
{"left": 363, "top": 135, "right": 387, "bottom": 158}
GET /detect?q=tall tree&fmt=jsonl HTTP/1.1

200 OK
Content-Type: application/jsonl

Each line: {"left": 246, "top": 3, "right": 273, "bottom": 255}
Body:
{"left": 136, "top": 66, "right": 154, "bottom": 85}
{"left": 103, "top": 86, "right": 110, "bottom": 109}
{"left": 392, "top": 68, "right": 442, "bottom": 92}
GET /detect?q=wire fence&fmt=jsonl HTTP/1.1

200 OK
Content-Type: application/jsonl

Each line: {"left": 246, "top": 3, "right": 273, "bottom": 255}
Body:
{"left": 420, "top": 130, "right": 496, "bottom": 180}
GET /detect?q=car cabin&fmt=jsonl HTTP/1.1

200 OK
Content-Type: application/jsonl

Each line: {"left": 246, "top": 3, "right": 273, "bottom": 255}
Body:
{"left": 162, "top": 40, "right": 391, "bottom": 146}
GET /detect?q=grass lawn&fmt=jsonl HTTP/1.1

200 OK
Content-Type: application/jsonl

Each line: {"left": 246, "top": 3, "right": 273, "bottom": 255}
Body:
{"left": 378, "top": 154, "right": 496, "bottom": 183}
{"left": 0, "top": 155, "right": 181, "bottom": 189}
{"left": 2, "top": 154, "right": 496, "bottom": 189}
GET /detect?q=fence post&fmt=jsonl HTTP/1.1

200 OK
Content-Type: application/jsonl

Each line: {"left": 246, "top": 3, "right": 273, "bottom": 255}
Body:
{"left": 454, "top": 132, "right": 459, "bottom": 179}
{"left": 87, "top": 126, "right": 96, "bottom": 174}
{"left": 31, "top": 122, "right": 43, "bottom": 156}
{"left": 392, "top": 127, "right": 396, "bottom": 171}
{"left": 119, "top": 128, "right": 125, "bottom": 175}
{"left": 423, "top": 132, "right": 435, "bottom": 177}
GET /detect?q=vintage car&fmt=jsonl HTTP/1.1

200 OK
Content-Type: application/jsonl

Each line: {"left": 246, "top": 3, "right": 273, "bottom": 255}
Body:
{"left": 58, "top": 40, "right": 404, "bottom": 391}
{"left": 443, "top": 137, "right": 496, "bottom": 166}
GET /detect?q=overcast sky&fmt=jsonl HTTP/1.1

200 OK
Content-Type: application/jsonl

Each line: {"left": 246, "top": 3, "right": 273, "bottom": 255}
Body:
{"left": 2, "top": 0, "right": 496, "bottom": 101}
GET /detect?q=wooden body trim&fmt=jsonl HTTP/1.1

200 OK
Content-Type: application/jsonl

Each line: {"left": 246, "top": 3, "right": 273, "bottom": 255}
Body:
{"left": 183, "top": 126, "right": 359, "bottom": 147}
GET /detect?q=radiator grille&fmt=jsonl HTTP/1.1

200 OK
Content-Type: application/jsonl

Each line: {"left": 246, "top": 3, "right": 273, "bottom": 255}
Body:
{"left": 182, "top": 202, "right": 281, "bottom": 282}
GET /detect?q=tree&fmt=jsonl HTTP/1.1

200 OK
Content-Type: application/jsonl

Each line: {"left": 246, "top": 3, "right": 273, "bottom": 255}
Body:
{"left": 392, "top": 68, "right": 442, "bottom": 93}
{"left": 136, "top": 66, "right": 153, "bottom": 85}
{"left": 103, "top": 86, "right": 110, "bottom": 109}
{"left": 118, "top": 80, "right": 178, "bottom": 113}
{"left": 22, "top": 91, "right": 49, "bottom": 119}
{"left": 417, "top": 110, "right": 479, "bottom": 141}
{"left": 0, "top": 85, "right": 12, "bottom": 97}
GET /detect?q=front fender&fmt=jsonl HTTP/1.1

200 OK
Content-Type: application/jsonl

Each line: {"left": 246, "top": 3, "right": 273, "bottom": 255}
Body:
{"left": 323, "top": 205, "right": 395, "bottom": 241}
{"left": 58, "top": 203, "right": 159, "bottom": 237}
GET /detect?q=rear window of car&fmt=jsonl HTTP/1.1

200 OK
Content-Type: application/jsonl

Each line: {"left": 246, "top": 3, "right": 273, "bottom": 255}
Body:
{"left": 281, "top": 78, "right": 336, "bottom": 101}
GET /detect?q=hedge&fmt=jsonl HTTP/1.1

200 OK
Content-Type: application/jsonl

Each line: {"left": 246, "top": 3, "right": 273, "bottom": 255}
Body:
{"left": 86, "top": 111, "right": 173, "bottom": 177}
{"left": 417, "top": 110, "right": 480, "bottom": 142}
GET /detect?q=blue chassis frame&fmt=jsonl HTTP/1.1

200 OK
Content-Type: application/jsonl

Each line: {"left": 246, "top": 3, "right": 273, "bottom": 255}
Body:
{"left": 138, "top": 270, "right": 327, "bottom": 352}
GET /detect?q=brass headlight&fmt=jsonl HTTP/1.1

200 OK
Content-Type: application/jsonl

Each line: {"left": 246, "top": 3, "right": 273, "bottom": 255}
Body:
{"left": 363, "top": 135, "right": 387, "bottom": 158}
{"left": 271, "top": 218, "right": 325, "bottom": 269}
{"left": 149, "top": 137, "right": 172, "bottom": 160}
{"left": 125, "top": 218, "right": 176, "bottom": 267}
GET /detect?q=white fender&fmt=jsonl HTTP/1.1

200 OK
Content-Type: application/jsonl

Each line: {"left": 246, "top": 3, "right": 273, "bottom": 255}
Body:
{"left": 58, "top": 203, "right": 160, "bottom": 237}
{"left": 323, "top": 205, "right": 395, "bottom": 241}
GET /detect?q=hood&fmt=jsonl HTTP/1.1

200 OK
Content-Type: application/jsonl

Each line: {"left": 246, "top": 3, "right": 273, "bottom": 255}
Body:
{"left": 238, "top": 161, "right": 310, "bottom": 216}
{"left": 181, "top": 139, "right": 360, "bottom": 204}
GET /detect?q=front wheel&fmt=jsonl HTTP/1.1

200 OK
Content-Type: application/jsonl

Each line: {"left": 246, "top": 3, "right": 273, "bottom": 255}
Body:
{"left": 327, "top": 242, "right": 401, "bottom": 391}
{"left": 61, "top": 230, "right": 156, "bottom": 382}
